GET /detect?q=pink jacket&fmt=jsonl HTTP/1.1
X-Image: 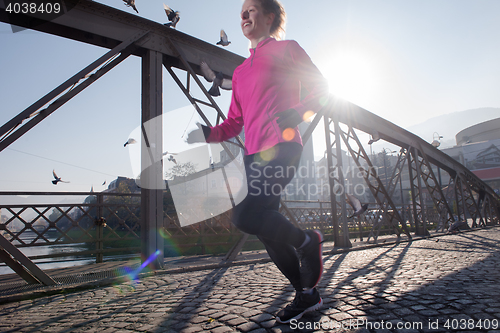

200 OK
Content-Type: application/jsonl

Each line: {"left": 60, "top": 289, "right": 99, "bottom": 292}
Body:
{"left": 207, "top": 37, "right": 329, "bottom": 155}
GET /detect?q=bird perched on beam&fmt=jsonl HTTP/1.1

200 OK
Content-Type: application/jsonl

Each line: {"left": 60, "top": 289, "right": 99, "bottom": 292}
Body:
{"left": 163, "top": 4, "right": 180, "bottom": 28}
{"left": 122, "top": 0, "right": 138, "bottom": 13}
{"left": 346, "top": 193, "right": 368, "bottom": 218}
{"left": 368, "top": 131, "right": 380, "bottom": 145}
{"left": 217, "top": 29, "right": 231, "bottom": 46}
{"left": 200, "top": 61, "right": 232, "bottom": 96}
{"left": 52, "top": 170, "right": 69, "bottom": 185}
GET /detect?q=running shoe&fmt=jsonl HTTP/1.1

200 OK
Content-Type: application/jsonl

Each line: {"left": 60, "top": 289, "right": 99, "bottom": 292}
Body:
{"left": 275, "top": 288, "right": 323, "bottom": 323}
{"left": 297, "top": 229, "right": 324, "bottom": 289}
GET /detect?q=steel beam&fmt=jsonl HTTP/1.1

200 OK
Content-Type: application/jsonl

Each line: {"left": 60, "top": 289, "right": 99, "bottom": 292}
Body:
{"left": 0, "top": 0, "right": 244, "bottom": 77}
{"left": 415, "top": 143, "right": 455, "bottom": 231}
{"left": 324, "top": 117, "right": 341, "bottom": 246}
{"left": 140, "top": 50, "right": 164, "bottom": 269}
{"left": 333, "top": 119, "right": 351, "bottom": 247}
{"left": 325, "top": 98, "right": 499, "bottom": 202}
{"left": 0, "top": 233, "right": 56, "bottom": 285}
{"left": 337, "top": 124, "right": 410, "bottom": 242}
{"left": 0, "top": 33, "right": 145, "bottom": 152}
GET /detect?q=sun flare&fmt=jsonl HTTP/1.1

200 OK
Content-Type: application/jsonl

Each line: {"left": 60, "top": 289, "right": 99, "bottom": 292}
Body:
{"left": 324, "top": 51, "right": 379, "bottom": 104}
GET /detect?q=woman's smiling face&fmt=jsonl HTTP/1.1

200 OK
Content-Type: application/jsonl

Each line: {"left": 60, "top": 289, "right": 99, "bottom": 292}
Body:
{"left": 241, "top": 0, "right": 274, "bottom": 44}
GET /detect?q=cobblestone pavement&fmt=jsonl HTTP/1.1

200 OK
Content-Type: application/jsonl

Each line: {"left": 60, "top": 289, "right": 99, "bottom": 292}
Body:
{"left": 1, "top": 228, "right": 500, "bottom": 333}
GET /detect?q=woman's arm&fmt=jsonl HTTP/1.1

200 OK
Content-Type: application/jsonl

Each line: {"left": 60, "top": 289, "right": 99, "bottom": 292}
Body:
{"left": 205, "top": 75, "right": 244, "bottom": 143}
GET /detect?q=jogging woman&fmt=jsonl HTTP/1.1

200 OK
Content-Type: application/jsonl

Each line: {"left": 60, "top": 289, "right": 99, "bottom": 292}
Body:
{"left": 187, "top": 0, "right": 329, "bottom": 323}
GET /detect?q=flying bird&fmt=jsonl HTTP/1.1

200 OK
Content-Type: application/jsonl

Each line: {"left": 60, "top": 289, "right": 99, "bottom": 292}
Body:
{"left": 217, "top": 29, "right": 231, "bottom": 46}
{"left": 200, "top": 61, "right": 232, "bottom": 97}
{"left": 162, "top": 151, "right": 178, "bottom": 157}
{"left": 102, "top": 180, "right": 106, "bottom": 186}
{"left": 124, "top": 138, "right": 137, "bottom": 147}
{"left": 346, "top": 193, "right": 369, "bottom": 219}
{"left": 52, "top": 170, "right": 69, "bottom": 185}
{"left": 122, "top": 0, "right": 138, "bottom": 13}
{"left": 167, "top": 155, "right": 177, "bottom": 164}
{"left": 163, "top": 4, "right": 180, "bottom": 28}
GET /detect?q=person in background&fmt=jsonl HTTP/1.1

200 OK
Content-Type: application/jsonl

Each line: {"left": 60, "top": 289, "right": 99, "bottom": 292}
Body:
{"left": 187, "top": 0, "right": 329, "bottom": 323}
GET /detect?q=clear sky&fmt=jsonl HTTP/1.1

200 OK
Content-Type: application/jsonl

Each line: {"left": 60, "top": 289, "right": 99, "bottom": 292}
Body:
{"left": 1, "top": 0, "right": 500, "bottom": 193}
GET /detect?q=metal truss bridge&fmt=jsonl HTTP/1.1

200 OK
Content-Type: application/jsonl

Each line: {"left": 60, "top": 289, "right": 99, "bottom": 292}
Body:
{"left": 1, "top": 0, "right": 499, "bottom": 288}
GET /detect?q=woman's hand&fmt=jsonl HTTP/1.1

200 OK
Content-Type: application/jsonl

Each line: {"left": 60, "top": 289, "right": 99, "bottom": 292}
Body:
{"left": 186, "top": 123, "right": 211, "bottom": 144}
{"left": 275, "top": 109, "right": 302, "bottom": 130}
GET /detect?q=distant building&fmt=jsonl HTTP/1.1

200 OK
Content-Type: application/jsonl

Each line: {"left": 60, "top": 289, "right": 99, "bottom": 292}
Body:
{"left": 440, "top": 118, "right": 500, "bottom": 193}
{"left": 456, "top": 117, "right": 500, "bottom": 145}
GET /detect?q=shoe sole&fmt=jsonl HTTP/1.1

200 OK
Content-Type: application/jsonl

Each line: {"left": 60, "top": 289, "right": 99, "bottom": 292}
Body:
{"left": 275, "top": 297, "right": 323, "bottom": 324}
{"left": 310, "top": 230, "right": 324, "bottom": 289}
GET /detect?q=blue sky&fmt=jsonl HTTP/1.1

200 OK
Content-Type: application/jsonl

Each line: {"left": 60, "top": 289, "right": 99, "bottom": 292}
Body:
{"left": 1, "top": 0, "right": 500, "bottom": 192}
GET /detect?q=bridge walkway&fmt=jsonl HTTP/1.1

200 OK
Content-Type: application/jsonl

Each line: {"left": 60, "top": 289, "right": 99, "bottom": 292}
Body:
{"left": 1, "top": 228, "right": 499, "bottom": 332}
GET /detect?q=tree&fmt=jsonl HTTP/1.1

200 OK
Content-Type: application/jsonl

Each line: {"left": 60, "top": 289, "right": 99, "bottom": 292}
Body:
{"left": 165, "top": 161, "right": 197, "bottom": 180}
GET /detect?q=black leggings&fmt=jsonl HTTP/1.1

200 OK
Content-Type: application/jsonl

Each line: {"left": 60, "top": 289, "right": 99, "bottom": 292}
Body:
{"left": 232, "top": 142, "right": 306, "bottom": 291}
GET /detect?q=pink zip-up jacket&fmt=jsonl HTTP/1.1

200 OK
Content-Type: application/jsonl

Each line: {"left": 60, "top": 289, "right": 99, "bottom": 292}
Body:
{"left": 206, "top": 37, "right": 329, "bottom": 155}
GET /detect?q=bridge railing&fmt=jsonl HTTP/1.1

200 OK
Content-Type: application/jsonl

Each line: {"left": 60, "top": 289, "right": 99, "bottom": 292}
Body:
{"left": 1, "top": 191, "right": 458, "bottom": 269}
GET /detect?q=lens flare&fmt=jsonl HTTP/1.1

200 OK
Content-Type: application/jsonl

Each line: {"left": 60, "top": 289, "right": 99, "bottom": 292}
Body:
{"left": 302, "top": 110, "right": 315, "bottom": 122}
{"left": 159, "top": 228, "right": 182, "bottom": 257}
{"left": 122, "top": 250, "right": 161, "bottom": 282}
{"left": 319, "top": 95, "right": 329, "bottom": 106}
{"left": 282, "top": 128, "right": 295, "bottom": 141}
{"left": 259, "top": 146, "right": 277, "bottom": 161}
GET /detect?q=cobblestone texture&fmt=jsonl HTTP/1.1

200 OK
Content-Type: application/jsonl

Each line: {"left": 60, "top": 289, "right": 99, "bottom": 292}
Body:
{"left": 1, "top": 228, "right": 500, "bottom": 332}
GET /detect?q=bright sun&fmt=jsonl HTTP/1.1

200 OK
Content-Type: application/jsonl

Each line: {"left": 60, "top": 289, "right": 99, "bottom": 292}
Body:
{"left": 323, "top": 51, "right": 379, "bottom": 105}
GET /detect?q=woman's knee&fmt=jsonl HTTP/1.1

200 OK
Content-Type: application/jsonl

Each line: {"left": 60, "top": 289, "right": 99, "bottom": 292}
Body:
{"left": 232, "top": 204, "right": 261, "bottom": 235}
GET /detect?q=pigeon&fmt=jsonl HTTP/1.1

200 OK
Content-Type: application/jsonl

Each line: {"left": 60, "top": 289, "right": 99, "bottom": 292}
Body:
{"left": 52, "top": 170, "right": 69, "bottom": 185}
{"left": 448, "top": 221, "right": 470, "bottom": 233}
{"left": 346, "top": 193, "right": 369, "bottom": 218}
{"left": 368, "top": 131, "right": 380, "bottom": 145}
{"left": 163, "top": 4, "right": 180, "bottom": 28}
{"left": 123, "top": 0, "right": 138, "bottom": 13}
{"left": 102, "top": 180, "right": 106, "bottom": 186}
{"left": 200, "top": 61, "right": 232, "bottom": 97}
{"left": 217, "top": 29, "right": 231, "bottom": 46}
{"left": 124, "top": 138, "right": 137, "bottom": 147}
{"left": 167, "top": 155, "right": 177, "bottom": 164}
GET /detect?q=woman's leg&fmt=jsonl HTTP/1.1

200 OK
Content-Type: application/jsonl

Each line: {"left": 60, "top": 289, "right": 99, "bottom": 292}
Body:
{"left": 230, "top": 143, "right": 324, "bottom": 323}
{"left": 258, "top": 235, "right": 302, "bottom": 291}
{"left": 231, "top": 143, "right": 305, "bottom": 290}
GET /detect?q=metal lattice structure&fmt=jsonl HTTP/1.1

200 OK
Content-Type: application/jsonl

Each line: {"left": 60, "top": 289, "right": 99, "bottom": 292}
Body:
{"left": 1, "top": 0, "right": 500, "bottom": 285}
